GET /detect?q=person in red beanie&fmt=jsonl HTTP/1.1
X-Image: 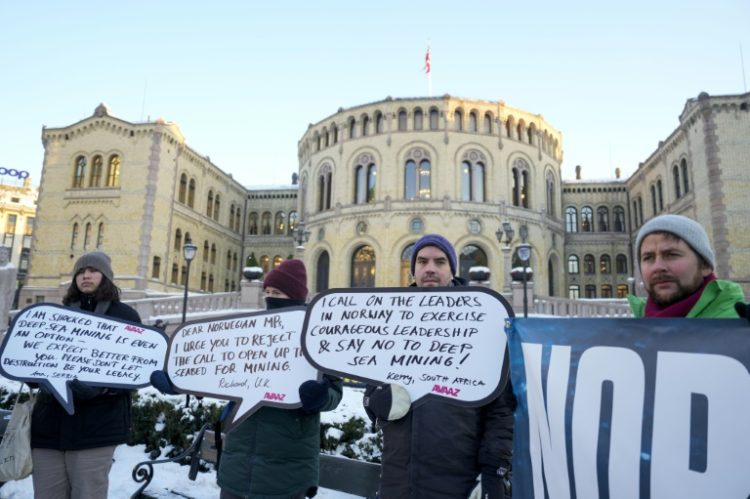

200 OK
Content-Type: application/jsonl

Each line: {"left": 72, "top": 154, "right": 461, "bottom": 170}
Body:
{"left": 215, "top": 258, "right": 343, "bottom": 499}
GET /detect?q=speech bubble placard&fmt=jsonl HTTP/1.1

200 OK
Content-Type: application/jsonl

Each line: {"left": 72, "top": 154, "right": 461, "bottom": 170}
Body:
{"left": 165, "top": 308, "right": 317, "bottom": 429}
{"left": 0, "top": 303, "right": 168, "bottom": 415}
{"left": 302, "top": 287, "right": 513, "bottom": 407}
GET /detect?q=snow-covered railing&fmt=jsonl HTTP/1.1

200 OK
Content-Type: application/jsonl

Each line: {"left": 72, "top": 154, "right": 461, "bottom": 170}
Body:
{"left": 123, "top": 292, "right": 241, "bottom": 323}
{"left": 533, "top": 296, "right": 632, "bottom": 318}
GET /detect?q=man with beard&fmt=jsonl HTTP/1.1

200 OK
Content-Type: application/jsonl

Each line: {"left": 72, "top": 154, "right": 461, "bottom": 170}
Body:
{"left": 629, "top": 214, "right": 744, "bottom": 318}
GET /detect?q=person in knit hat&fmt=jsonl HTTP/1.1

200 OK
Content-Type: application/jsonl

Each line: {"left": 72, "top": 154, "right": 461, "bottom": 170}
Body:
{"left": 31, "top": 251, "right": 141, "bottom": 499}
{"left": 364, "top": 234, "right": 516, "bottom": 498}
{"left": 629, "top": 214, "right": 745, "bottom": 318}
{"left": 213, "top": 258, "right": 342, "bottom": 499}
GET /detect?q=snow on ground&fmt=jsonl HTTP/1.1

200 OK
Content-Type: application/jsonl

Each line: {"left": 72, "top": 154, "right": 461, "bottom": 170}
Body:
{"left": 0, "top": 379, "right": 368, "bottom": 498}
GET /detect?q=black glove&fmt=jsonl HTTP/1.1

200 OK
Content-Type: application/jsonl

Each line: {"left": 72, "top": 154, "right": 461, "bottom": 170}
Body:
{"left": 735, "top": 302, "right": 750, "bottom": 323}
{"left": 299, "top": 378, "right": 330, "bottom": 413}
{"left": 69, "top": 379, "right": 106, "bottom": 401}
{"left": 363, "top": 384, "right": 411, "bottom": 421}
{"left": 481, "top": 466, "right": 511, "bottom": 499}
{"left": 150, "top": 370, "right": 178, "bottom": 395}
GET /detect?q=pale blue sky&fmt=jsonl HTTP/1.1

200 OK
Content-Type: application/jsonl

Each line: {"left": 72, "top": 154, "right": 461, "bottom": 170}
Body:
{"left": 1, "top": 1, "right": 748, "bottom": 187}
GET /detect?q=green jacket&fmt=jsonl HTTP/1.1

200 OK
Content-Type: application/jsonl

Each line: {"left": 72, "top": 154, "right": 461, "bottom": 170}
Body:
{"left": 216, "top": 376, "right": 343, "bottom": 499}
{"left": 628, "top": 279, "right": 745, "bottom": 318}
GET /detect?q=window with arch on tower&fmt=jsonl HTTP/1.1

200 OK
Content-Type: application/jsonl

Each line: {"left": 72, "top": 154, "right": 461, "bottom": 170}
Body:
{"left": 73, "top": 156, "right": 86, "bottom": 188}
{"left": 404, "top": 149, "right": 431, "bottom": 200}
{"left": 511, "top": 158, "right": 530, "bottom": 208}
{"left": 90, "top": 156, "right": 103, "bottom": 187}
{"left": 106, "top": 155, "right": 120, "bottom": 187}
{"left": 354, "top": 155, "right": 377, "bottom": 204}
{"left": 460, "top": 151, "right": 486, "bottom": 202}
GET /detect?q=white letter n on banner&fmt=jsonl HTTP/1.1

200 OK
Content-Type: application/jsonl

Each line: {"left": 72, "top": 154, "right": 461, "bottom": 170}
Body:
{"left": 522, "top": 343, "right": 572, "bottom": 499}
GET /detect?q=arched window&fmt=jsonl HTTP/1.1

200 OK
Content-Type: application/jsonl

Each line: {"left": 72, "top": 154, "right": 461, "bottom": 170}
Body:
{"left": 569, "top": 285, "right": 580, "bottom": 299}
{"left": 90, "top": 156, "right": 103, "bottom": 187}
{"left": 650, "top": 184, "right": 658, "bottom": 215}
{"left": 597, "top": 206, "right": 609, "bottom": 232}
{"left": 375, "top": 112, "right": 384, "bottom": 134}
{"left": 361, "top": 115, "right": 370, "bottom": 136}
{"left": 511, "top": 159, "right": 530, "bottom": 208}
{"left": 152, "top": 256, "right": 161, "bottom": 279}
{"left": 260, "top": 255, "right": 270, "bottom": 273}
{"left": 317, "top": 165, "right": 333, "bottom": 211}
{"left": 178, "top": 174, "right": 187, "bottom": 203}
{"left": 83, "top": 223, "right": 92, "bottom": 249}
{"left": 288, "top": 211, "right": 299, "bottom": 236}
{"left": 275, "top": 211, "right": 286, "bottom": 235}
{"left": 351, "top": 245, "right": 376, "bottom": 287}
{"left": 405, "top": 158, "right": 431, "bottom": 200}
{"left": 261, "top": 212, "right": 271, "bottom": 234}
{"left": 681, "top": 158, "right": 689, "bottom": 194}
{"left": 66, "top": 221, "right": 77, "bottom": 249}
{"left": 273, "top": 255, "right": 284, "bottom": 269}
{"left": 248, "top": 213, "right": 258, "bottom": 235}
{"left": 429, "top": 108, "right": 439, "bottom": 130}
{"left": 617, "top": 285, "right": 629, "bottom": 298}
{"left": 208, "top": 274, "right": 214, "bottom": 292}
{"left": 673, "top": 164, "right": 681, "bottom": 199}
{"left": 613, "top": 206, "right": 625, "bottom": 232}
{"left": 229, "top": 205, "right": 236, "bottom": 230}
{"left": 188, "top": 179, "right": 196, "bottom": 208}
{"left": 214, "top": 194, "right": 220, "bottom": 221}
{"left": 454, "top": 109, "right": 463, "bottom": 131}
{"left": 316, "top": 251, "right": 330, "bottom": 292}
{"left": 349, "top": 117, "right": 356, "bottom": 139}
{"left": 414, "top": 108, "right": 423, "bottom": 130}
{"left": 581, "top": 206, "right": 593, "bottom": 232}
{"left": 601, "top": 285, "right": 613, "bottom": 298}
{"left": 546, "top": 172, "right": 556, "bottom": 216}
{"left": 565, "top": 207, "right": 578, "bottom": 232}
{"left": 171, "top": 264, "right": 179, "bottom": 284}
{"left": 461, "top": 159, "right": 485, "bottom": 202}
{"left": 226, "top": 250, "right": 232, "bottom": 270}
{"left": 398, "top": 109, "right": 407, "bottom": 131}
{"left": 106, "top": 155, "right": 120, "bottom": 187}
{"left": 354, "top": 155, "right": 377, "bottom": 204}
{"left": 656, "top": 180, "right": 664, "bottom": 212}
{"left": 568, "top": 255, "right": 579, "bottom": 274}
{"left": 616, "top": 254, "right": 628, "bottom": 274}
{"left": 585, "top": 284, "right": 597, "bottom": 298}
{"left": 600, "top": 254, "right": 611, "bottom": 274}
{"left": 331, "top": 124, "right": 338, "bottom": 144}
{"left": 203, "top": 241, "right": 209, "bottom": 262}
{"left": 174, "top": 229, "right": 182, "bottom": 251}
{"left": 468, "top": 111, "right": 478, "bottom": 132}
{"left": 324, "top": 129, "right": 330, "bottom": 148}
{"left": 583, "top": 254, "right": 596, "bottom": 274}
{"left": 210, "top": 244, "right": 217, "bottom": 265}
{"left": 180, "top": 264, "right": 187, "bottom": 286}
{"left": 459, "top": 244, "right": 487, "bottom": 280}
{"left": 233, "top": 252, "right": 238, "bottom": 272}
{"left": 73, "top": 156, "right": 86, "bottom": 188}
{"left": 400, "top": 244, "right": 415, "bottom": 286}
{"left": 483, "top": 113, "right": 492, "bottom": 134}
{"left": 96, "top": 223, "right": 104, "bottom": 248}
{"left": 207, "top": 191, "right": 214, "bottom": 218}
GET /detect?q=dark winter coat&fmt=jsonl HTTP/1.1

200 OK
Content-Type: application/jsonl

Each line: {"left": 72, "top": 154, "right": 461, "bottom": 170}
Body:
{"left": 216, "top": 376, "right": 343, "bottom": 499}
{"left": 367, "top": 277, "right": 516, "bottom": 498}
{"left": 31, "top": 300, "right": 141, "bottom": 451}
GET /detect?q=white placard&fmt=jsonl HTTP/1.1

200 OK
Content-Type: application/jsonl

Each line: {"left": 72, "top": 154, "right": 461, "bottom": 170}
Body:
{"left": 0, "top": 304, "right": 168, "bottom": 415}
{"left": 302, "top": 287, "right": 513, "bottom": 407}
{"left": 166, "top": 308, "right": 317, "bottom": 429}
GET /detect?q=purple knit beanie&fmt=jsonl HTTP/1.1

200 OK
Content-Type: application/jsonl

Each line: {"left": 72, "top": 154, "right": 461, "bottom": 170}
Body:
{"left": 263, "top": 259, "right": 308, "bottom": 300}
{"left": 410, "top": 234, "right": 457, "bottom": 276}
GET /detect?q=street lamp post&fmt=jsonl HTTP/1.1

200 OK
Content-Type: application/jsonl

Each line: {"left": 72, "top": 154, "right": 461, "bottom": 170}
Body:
{"left": 495, "top": 221, "right": 515, "bottom": 293}
{"left": 627, "top": 276, "right": 636, "bottom": 295}
{"left": 181, "top": 238, "right": 198, "bottom": 324}
{"left": 518, "top": 224, "right": 531, "bottom": 318}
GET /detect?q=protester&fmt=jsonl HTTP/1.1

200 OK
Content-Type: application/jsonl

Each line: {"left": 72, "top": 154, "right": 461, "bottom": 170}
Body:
{"left": 629, "top": 214, "right": 745, "bottom": 318}
{"left": 363, "top": 234, "right": 515, "bottom": 499}
{"left": 31, "top": 251, "right": 141, "bottom": 499}
{"left": 150, "top": 259, "right": 342, "bottom": 499}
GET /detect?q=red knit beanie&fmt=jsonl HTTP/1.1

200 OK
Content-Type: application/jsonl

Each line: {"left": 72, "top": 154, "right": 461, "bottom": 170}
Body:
{"left": 263, "top": 259, "right": 308, "bottom": 300}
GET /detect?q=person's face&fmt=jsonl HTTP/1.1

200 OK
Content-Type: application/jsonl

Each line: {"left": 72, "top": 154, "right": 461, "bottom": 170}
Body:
{"left": 414, "top": 245, "right": 453, "bottom": 287}
{"left": 640, "top": 233, "right": 712, "bottom": 307}
{"left": 264, "top": 286, "right": 290, "bottom": 299}
{"left": 75, "top": 267, "right": 103, "bottom": 294}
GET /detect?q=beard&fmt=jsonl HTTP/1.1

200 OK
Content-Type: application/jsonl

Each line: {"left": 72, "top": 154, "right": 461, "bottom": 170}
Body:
{"left": 647, "top": 271, "right": 705, "bottom": 307}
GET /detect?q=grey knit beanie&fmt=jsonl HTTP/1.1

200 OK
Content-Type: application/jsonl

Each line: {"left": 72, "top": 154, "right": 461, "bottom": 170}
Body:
{"left": 73, "top": 251, "right": 114, "bottom": 282}
{"left": 635, "top": 214, "right": 715, "bottom": 269}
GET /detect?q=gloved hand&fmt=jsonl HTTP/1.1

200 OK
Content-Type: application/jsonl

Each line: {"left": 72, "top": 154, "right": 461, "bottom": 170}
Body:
{"left": 735, "top": 302, "right": 749, "bottom": 323}
{"left": 69, "top": 379, "right": 106, "bottom": 401}
{"left": 299, "top": 378, "right": 330, "bottom": 413}
{"left": 219, "top": 400, "right": 236, "bottom": 422}
{"left": 363, "top": 384, "right": 411, "bottom": 421}
{"left": 149, "top": 370, "right": 178, "bottom": 395}
{"left": 480, "top": 466, "right": 511, "bottom": 499}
